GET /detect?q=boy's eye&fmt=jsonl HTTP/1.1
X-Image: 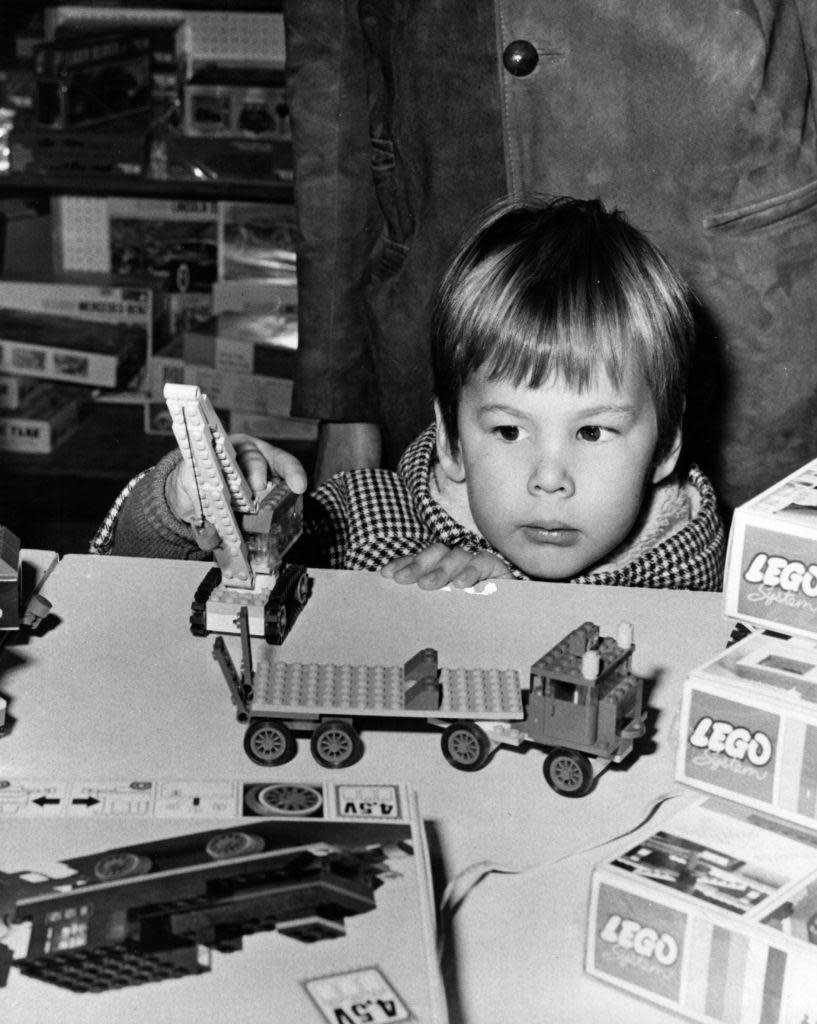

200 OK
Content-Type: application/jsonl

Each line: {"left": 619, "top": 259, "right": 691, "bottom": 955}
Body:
{"left": 578, "top": 425, "right": 603, "bottom": 442}
{"left": 493, "top": 425, "right": 520, "bottom": 442}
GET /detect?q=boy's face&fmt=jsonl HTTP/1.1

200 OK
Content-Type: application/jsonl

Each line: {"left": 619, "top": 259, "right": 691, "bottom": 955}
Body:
{"left": 436, "top": 365, "right": 681, "bottom": 579}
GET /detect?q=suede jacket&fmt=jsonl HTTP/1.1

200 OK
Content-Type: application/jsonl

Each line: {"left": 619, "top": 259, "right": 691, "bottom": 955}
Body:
{"left": 284, "top": 0, "right": 817, "bottom": 510}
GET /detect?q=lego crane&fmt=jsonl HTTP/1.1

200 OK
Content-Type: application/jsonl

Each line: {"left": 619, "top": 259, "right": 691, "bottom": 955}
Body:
{"left": 163, "top": 383, "right": 310, "bottom": 642}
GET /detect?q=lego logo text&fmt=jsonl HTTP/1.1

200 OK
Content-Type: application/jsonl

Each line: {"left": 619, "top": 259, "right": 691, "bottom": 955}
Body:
{"left": 599, "top": 915, "right": 678, "bottom": 965}
{"left": 744, "top": 554, "right": 817, "bottom": 596}
{"left": 688, "top": 717, "right": 772, "bottom": 766}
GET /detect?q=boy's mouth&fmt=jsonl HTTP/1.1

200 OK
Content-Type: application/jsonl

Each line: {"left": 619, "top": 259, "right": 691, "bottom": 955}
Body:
{"left": 520, "top": 523, "right": 579, "bottom": 547}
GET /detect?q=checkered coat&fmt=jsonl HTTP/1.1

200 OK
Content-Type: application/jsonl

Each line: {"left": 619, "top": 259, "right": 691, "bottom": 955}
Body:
{"left": 92, "top": 425, "right": 724, "bottom": 590}
{"left": 299, "top": 426, "right": 724, "bottom": 590}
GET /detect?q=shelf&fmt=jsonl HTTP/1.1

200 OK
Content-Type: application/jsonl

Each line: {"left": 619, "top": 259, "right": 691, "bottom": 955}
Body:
{"left": 0, "top": 172, "right": 294, "bottom": 203}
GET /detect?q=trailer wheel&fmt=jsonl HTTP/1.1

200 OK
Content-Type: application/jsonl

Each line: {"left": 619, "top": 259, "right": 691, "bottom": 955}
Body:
{"left": 244, "top": 718, "right": 297, "bottom": 766}
{"left": 543, "top": 748, "right": 593, "bottom": 797}
{"left": 310, "top": 719, "right": 362, "bottom": 769}
{"left": 441, "top": 721, "right": 490, "bottom": 772}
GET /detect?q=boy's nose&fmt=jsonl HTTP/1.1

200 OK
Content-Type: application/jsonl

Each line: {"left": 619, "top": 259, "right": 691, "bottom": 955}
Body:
{"left": 527, "top": 452, "right": 575, "bottom": 497}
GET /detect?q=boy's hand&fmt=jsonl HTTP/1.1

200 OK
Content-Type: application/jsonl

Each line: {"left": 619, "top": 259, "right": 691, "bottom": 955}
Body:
{"left": 381, "top": 543, "right": 513, "bottom": 590}
{"left": 166, "top": 433, "right": 308, "bottom": 525}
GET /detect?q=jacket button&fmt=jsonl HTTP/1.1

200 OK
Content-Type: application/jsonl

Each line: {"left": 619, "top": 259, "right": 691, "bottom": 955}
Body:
{"left": 502, "top": 40, "right": 539, "bottom": 77}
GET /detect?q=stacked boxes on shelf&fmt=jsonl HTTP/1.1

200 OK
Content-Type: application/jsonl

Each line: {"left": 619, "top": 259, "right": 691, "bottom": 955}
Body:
{"left": 0, "top": 281, "right": 152, "bottom": 453}
{"left": 12, "top": 6, "right": 294, "bottom": 185}
{"left": 4, "top": 8, "right": 302, "bottom": 451}
{"left": 8, "top": 16, "right": 185, "bottom": 179}
{"left": 586, "top": 457, "right": 817, "bottom": 1024}
{"left": 52, "top": 194, "right": 315, "bottom": 446}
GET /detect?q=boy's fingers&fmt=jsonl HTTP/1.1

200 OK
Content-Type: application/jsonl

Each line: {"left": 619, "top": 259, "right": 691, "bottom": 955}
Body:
{"left": 416, "top": 548, "right": 474, "bottom": 589}
{"left": 450, "top": 563, "right": 485, "bottom": 589}
{"left": 231, "top": 435, "right": 308, "bottom": 495}
{"left": 415, "top": 567, "right": 452, "bottom": 590}
{"left": 451, "top": 550, "right": 512, "bottom": 587}
{"left": 379, "top": 555, "right": 412, "bottom": 579}
{"left": 380, "top": 544, "right": 452, "bottom": 583}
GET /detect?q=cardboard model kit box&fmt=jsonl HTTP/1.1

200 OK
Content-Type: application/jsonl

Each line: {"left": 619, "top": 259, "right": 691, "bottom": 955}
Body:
{"left": 586, "top": 796, "right": 817, "bottom": 1024}
{"left": 0, "top": 282, "right": 152, "bottom": 389}
{"left": 148, "top": 336, "right": 294, "bottom": 415}
{"left": 0, "top": 382, "right": 85, "bottom": 453}
{"left": 723, "top": 457, "right": 817, "bottom": 641}
{"left": 181, "top": 309, "right": 297, "bottom": 378}
{"left": 0, "top": 780, "right": 448, "bottom": 1024}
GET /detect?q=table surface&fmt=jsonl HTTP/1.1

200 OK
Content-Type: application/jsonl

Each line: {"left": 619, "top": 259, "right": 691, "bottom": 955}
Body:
{"left": 0, "top": 555, "right": 732, "bottom": 1023}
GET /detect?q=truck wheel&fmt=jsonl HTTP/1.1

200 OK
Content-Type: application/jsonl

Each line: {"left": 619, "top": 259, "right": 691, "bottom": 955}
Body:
{"left": 310, "top": 719, "right": 362, "bottom": 769}
{"left": 543, "top": 749, "right": 593, "bottom": 797}
{"left": 244, "top": 719, "right": 296, "bottom": 766}
{"left": 441, "top": 722, "right": 490, "bottom": 772}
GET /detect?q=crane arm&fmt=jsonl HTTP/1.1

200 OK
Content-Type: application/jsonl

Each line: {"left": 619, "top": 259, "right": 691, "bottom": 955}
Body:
{"left": 164, "top": 382, "right": 256, "bottom": 588}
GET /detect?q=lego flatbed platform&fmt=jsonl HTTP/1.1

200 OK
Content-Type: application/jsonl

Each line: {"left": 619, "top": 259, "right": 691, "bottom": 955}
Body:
{"left": 250, "top": 657, "right": 524, "bottom": 720}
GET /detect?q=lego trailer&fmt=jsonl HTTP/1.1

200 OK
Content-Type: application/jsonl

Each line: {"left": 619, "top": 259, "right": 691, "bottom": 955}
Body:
{"left": 214, "top": 618, "right": 647, "bottom": 798}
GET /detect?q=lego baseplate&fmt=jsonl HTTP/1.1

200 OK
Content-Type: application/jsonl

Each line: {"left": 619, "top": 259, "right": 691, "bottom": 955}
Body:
{"left": 251, "top": 656, "right": 524, "bottom": 720}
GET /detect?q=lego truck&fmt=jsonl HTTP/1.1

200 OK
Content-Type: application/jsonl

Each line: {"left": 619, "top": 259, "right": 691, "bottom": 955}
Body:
{"left": 214, "top": 613, "right": 647, "bottom": 798}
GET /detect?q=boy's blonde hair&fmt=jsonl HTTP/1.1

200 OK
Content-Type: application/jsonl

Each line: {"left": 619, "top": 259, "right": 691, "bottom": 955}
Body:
{"left": 431, "top": 195, "right": 694, "bottom": 462}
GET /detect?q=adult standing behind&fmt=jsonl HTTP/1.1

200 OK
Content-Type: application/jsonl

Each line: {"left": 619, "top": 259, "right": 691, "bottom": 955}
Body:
{"left": 283, "top": 0, "right": 817, "bottom": 512}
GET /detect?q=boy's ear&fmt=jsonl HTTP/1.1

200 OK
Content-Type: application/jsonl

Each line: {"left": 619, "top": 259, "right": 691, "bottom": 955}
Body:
{"left": 651, "top": 424, "right": 683, "bottom": 484}
{"left": 434, "top": 400, "right": 466, "bottom": 483}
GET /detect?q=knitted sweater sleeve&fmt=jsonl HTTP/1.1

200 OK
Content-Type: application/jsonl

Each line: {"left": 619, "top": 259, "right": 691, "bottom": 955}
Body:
{"left": 90, "top": 449, "right": 210, "bottom": 561}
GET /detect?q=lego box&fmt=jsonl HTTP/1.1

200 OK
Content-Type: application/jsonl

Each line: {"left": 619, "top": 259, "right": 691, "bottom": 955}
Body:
{"left": 723, "top": 457, "right": 817, "bottom": 641}
{"left": 0, "top": 780, "right": 448, "bottom": 1023}
{"left": 586, "top": 796, "right": 817, "bottom": 1024}
{"left": 675, "top": 630, "right": 817, "bottom": 830}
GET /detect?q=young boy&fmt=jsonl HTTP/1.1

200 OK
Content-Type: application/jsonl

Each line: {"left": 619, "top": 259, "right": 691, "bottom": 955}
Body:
{"left": 93, "top": 196, "right": 724, "bottom": 590}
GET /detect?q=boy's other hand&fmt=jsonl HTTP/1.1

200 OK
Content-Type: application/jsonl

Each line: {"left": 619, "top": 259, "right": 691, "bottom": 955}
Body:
{"left": 381, "top": 543, "right": 513, "bottom": 590}
{"left": 166, "top": 433, "right": 308, "bottom": 525}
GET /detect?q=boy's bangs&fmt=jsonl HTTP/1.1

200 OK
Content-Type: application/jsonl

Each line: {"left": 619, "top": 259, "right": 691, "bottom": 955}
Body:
{"left": 466, "top": 273, "right": 639, "bottom": 395}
